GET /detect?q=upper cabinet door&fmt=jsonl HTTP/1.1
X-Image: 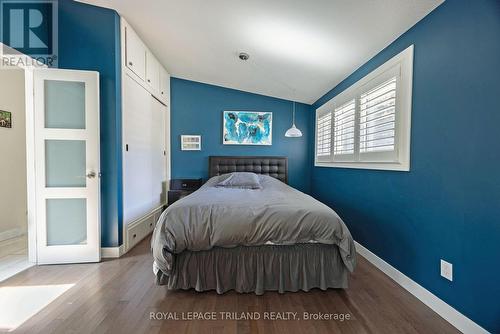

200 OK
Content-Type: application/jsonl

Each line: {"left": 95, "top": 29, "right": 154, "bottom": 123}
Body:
{"left": 125, "top": 26, "right": 146, "bottom": 80}
{"left": 146, "top": 51, "right": 160, "bottom": 92}
{"left": 159, "top": 67, "right": 170, "bottom": 103}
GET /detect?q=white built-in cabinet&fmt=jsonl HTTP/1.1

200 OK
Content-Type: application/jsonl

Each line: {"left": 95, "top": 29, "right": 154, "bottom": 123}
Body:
{"left": 159, "top": 67, "right": 170, "bottom": 100}
{"left": 121, "top": 18, "right": 170, "bottom": 252}
{"left": 146, "top": 51, "right": 160, "bottom": 91}
{"left": 124, "top": 25, "right": 146, "bottom": 81}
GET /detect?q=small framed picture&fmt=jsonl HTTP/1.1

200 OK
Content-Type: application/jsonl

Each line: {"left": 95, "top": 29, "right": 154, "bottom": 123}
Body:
{"left": 0, "top": 110, "right": 12, "bottom": 128}
{"left": 181, "top": 135, "right": 201, "bottom": 151}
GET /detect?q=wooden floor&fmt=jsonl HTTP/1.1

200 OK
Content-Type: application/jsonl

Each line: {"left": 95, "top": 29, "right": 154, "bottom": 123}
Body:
{"left": 0, "top": 237, "right": 459, "bottom": 334}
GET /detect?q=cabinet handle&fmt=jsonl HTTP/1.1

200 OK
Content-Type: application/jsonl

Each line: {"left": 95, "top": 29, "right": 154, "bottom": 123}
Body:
{"left": 128, "top": 61, "right": 133, "bottom": 66}
{"left": 147, "top": 79, "right": 151, "bottom": 83}
{"left": 161, "top": 91, "right": 164, "bottom": 95}
{"left": 133, "top": 233, "right": 137, "bottom": 238}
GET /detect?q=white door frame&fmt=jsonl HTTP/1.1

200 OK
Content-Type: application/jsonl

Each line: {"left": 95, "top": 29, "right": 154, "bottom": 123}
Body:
{"left": 3, "top": 45, "right": 48, "bottom": 264}
{"left": 4, "top": 45, "right": 47, "bottom": 264}
{"left": 24, "top": 67, "right": 37, "bottom": 263}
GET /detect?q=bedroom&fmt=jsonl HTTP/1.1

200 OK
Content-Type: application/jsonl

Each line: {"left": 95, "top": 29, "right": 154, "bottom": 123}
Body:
{"left": 0, "top": 0, "right": 498, "bottom": 333}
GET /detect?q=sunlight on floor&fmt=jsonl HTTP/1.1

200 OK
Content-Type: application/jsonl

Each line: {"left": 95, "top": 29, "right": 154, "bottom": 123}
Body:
{"left": 0, "top": 284, "right": 74, "bottom": 331}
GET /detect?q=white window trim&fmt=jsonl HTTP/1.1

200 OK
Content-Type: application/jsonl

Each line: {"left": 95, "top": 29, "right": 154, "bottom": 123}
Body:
{"left": 315, "top": 45, "right": 414, "bottom": 172}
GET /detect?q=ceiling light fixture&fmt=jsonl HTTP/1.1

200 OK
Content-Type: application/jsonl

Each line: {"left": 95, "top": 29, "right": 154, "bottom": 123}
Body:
{"left": 238, "top": 52, "right": 250, "bottom": 61}
{"left": 285, "top": 101, "right": 302, "bottom": 138}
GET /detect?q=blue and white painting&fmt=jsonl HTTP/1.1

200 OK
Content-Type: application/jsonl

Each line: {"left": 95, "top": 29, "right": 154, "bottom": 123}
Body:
{"left": 223, "top": 111, "right": 272, "bottom": 145}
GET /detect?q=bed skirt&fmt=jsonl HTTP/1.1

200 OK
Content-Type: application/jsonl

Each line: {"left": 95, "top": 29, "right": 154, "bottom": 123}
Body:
{"left": 155, "top": 243, "right": 350, "bottom": 295}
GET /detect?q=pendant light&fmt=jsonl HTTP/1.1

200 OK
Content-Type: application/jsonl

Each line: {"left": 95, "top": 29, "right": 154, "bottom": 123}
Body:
{"left": 285, "top": 101, "right": 302, "bottom": 137}
{"left": 236, "top": 52, "right": 302, "bottom": 138}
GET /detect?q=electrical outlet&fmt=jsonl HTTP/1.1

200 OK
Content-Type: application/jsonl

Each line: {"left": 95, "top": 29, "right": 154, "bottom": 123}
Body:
{"left": 440, "top": 260, "right": 453, "bottom": 281}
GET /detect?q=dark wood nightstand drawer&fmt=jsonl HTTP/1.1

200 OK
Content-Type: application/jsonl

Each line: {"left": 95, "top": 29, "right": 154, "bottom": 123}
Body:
{"left": 170, "top": 178, "right": 203, "bottom": 191}
{"left": 168, "top": 178, "right": 203, "bottom": 205}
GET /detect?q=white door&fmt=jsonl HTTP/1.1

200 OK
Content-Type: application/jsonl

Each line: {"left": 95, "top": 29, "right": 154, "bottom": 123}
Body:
{"left": 151, "top": 97, "right": 166, "bottom": 208}
{"left": 33, "top": 69, "right": 100, "bottom": 264}
{"left": 122, "top": 75, "right": 152, "bottom": 224}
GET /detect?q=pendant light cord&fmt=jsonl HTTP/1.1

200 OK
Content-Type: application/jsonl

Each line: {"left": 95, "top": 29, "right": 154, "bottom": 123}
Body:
{"left": 241, "top": 53, "right": 302, "bottom": 137}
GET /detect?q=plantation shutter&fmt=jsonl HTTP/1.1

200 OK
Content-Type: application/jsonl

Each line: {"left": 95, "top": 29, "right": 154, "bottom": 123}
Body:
{"left": 316, "top": 111, "right": 332, "bottom": 161}
{"left": 359, "top": 76, "right": 398, "bottom": 161}
{"left": 333, "top": 99, "right": 356, "bottom": 161}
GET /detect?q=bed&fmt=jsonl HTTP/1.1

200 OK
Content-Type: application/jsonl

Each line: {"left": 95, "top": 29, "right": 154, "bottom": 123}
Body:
{"left": 151, "top": 156, "right": 356, "bottom": 295}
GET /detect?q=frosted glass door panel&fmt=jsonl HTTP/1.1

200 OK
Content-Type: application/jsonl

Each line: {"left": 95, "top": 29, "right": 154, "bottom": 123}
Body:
{"left": 45, "top": 140, "right": 86, "bottom": 187}
{"left": 46, "top": 198, "right": 87, "bottom": 246}
{"left": 45, "top": 80, "right": 85, "bottom": 129}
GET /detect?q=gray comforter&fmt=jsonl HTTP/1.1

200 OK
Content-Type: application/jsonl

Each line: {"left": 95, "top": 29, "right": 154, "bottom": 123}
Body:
{"left": 152, "top": 175, "right": 356, "bottom": 276}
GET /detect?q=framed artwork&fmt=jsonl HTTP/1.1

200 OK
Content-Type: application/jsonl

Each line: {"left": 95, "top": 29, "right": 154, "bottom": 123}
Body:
{"left": 181, "top": 135, "right": 201, "bottom": 151}
{"left": 0, "top": 110, "right": 12, "bottom": 128}
{"left": 223, "top": 111, "right": 272, "bottom": 145}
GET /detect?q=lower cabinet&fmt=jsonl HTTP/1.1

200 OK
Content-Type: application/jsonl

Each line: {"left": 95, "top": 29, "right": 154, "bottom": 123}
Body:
{"left": 125, "top": 207, "right": 162, "bottom": 250}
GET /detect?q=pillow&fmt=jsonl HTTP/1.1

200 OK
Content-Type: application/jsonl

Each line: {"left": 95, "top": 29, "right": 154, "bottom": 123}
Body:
{"left": 215, "top": 172, "right": 262, "bottom": 189}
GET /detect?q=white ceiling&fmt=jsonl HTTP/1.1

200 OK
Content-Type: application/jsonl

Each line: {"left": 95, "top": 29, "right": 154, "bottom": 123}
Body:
{"left": 78, "top": 0, "right": 443, "bottom": 104}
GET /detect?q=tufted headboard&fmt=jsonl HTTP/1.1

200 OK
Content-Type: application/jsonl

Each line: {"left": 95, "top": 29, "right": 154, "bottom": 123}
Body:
{"left": 209, "top": 156, "right": 288, "bottom": 184}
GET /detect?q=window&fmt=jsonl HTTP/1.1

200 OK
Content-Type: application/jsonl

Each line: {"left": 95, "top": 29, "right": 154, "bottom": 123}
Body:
{"left": 315, "top": 45, "right": 413, "bottom": 171}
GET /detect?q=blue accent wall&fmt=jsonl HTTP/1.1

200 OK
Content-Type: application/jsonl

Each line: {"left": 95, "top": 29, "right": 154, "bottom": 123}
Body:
{"left": 311, "top": 1, "right": 500, "bottom": 331}
{"left": 171, "top": 78, "right": 312, "bottom": 193}
{"left": 58, "top": 0, "right": 122, "bottom": 247}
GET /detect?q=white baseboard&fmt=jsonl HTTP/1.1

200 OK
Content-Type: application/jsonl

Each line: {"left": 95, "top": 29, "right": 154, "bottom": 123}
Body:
{"left": 0, "top": 228, "right": 25, "bottom": 242}
{"left": 0, "top": 233, "right": 27, "bottom": 258}
{"left": 101, "top": 244, "right": 126, "bottom": 259}
{"left": 354, "top": 241, "right": 488, "bottom": 334}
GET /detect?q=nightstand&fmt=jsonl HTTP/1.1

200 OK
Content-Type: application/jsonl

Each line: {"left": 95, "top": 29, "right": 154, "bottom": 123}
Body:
{"left": 168, "top": 178, "right": 203, "bottom": 205}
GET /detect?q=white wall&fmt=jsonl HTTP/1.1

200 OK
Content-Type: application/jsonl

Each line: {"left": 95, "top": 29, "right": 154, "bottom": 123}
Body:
{"left": 0, "top": 67, "right": 27, "bottom": 240}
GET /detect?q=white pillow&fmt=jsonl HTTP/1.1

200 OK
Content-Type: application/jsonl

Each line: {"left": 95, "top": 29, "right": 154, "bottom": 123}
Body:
{"left": 215, "top": 172, "right": 262, "bottom": 189}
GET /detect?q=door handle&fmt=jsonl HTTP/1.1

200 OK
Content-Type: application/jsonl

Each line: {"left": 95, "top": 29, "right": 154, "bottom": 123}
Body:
{"left": 86, "top": 171, "right": 97, "bottom": 179}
